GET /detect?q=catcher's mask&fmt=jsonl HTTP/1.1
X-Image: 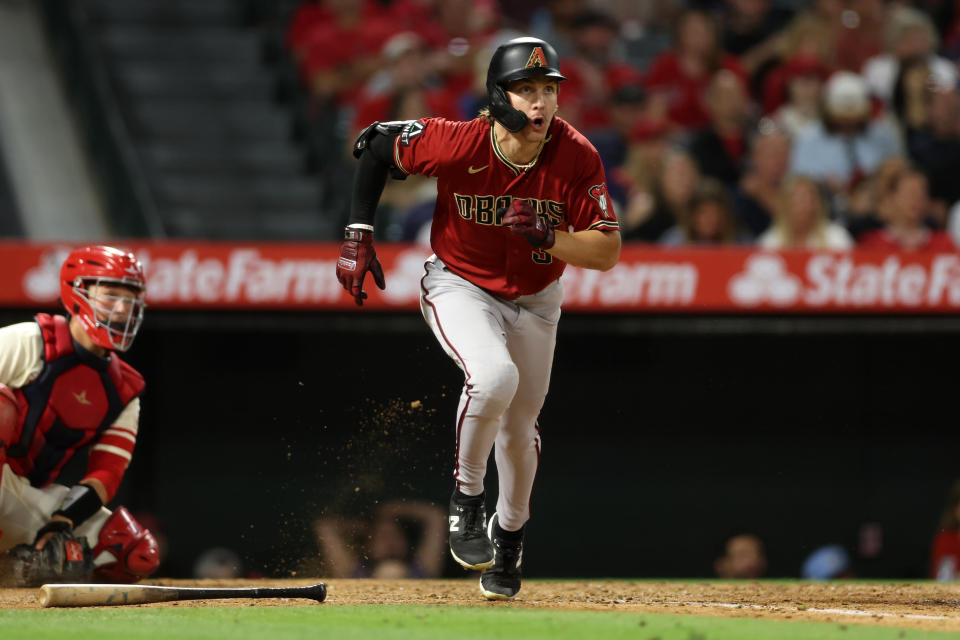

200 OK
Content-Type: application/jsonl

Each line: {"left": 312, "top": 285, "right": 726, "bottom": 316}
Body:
{"left": 60, "top": 246, "right": 146, "bottom": 352}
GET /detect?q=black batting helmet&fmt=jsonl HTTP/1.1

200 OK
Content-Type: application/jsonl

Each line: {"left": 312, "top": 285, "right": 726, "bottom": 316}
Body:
{"left": 486, "top": 37, "right": 566, "bottom": 133}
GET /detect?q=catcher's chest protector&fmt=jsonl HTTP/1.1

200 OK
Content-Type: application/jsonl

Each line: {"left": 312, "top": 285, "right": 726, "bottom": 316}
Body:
{"left": 7, "top": 314, "right": 144, "bottom": 486}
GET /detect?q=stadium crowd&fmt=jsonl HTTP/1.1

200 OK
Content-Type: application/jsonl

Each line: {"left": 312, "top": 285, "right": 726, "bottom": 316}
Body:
{"left": 283, "top": 0, "right": 960, "bottom": 249}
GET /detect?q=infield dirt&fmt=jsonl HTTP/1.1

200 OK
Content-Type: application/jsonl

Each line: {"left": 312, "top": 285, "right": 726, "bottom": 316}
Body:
{"left": 3, "top": 579, "right": 960, "bottom": 633}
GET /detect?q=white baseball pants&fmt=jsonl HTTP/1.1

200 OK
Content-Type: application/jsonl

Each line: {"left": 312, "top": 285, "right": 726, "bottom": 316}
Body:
{"left": 420, "top": 256, "right": 561, "bottom": 532}
{"left": 0, "top": 464, "right": 111, "bottom": 555}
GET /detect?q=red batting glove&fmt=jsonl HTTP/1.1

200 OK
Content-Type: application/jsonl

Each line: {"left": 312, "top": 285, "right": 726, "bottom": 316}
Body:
{"left": 336, "top": 227, "right": 386, "bottom": 306}
{"left": 501, "top": 200, "right": 555, "bottom": 249}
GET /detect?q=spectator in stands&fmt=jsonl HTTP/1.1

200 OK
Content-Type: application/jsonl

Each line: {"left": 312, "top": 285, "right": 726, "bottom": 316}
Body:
{"left": 350, "top": 31, "right": 461, "bottom": 137}
{"left": 767, "top": 54, "right": 830, "bottom": 138}
{"left": 314, "top": 500, "right": 446, "bottom": 579}
{"left": 927, "top": 86, "right": 960, "bottom": 247}
{"left": 861, "top": 6, "right": 957, "bottom": 107}
{"left": 732, "top": 124, "right": 792, "bottom": 236}
{"left": 890, "top": 56, "right": 936, "bottom": 151}
{"left": 930, "top": 479, "right": 960, "bottom": 581}
{"left": 660, "top": 178, "right": 748, "bottom": 246}
{"left": 394, "top": 0, "right": 501, "bottom": 101}
{"left": 775, "top": 0, "right": 880, "bottom": 76}
{"left": 714, "top": 532, "right": 767, "bottom": 579}
{"left": 687, "top": 70, "right": 754, "bottom": 188}
{"left": 760, "top": 9, "right": 835, "bottom": 115}
{"left": 857, "top": 170, "right": 955, "bottom": 251}
{"left": 600, "top": 0, "right": 679, "bottom": 72}
{"left": 587, "top": 80, "right": 651, "bottom": 207}
{"left": 286, "top": 0, "right": 330, "bottom": 61}
{"left": 288, "top": 0, "right": 396, "bottom": 107}
{"left": 790, "top": 71, "right": 902, "bottom": 205}
{"left": 620, "top": 146, "right": 699, "bottom": 243}
{"left": 844, "top": 155, "right": 909, "bottom": 240}
{"left": 779, "top": 0, "right": 842, "bottom": 68}
{"left": 527, "top": 0, "right": 586, "bottom": 59}
{"left": 832, "top": 0, "right": 885, "bottom": 73}
{"left": 757, "top": 175, "right": 854, "bottom": 249}
{"left": 896, "top": 71, "right": 960, "bottom": 222}
{"left": 644, "top": 8, "right": 749, "bottom": 131}
{"left": 720, "top": 0, "right": 795, "bottom": 97}
{"left": 558, "top": 8, "right": 637, "bottom": 134}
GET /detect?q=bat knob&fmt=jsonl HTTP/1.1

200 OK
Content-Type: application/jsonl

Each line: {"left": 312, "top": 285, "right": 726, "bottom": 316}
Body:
{"left": 307, "top": 582, "right": 327, "bottom": 602}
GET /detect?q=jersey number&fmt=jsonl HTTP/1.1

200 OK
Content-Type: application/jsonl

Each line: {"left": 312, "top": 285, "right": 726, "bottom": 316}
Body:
{"left": 532, "top": 249, "right": 552, "bottom": 264}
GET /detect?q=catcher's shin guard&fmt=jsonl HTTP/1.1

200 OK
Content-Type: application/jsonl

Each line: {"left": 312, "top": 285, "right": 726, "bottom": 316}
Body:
{"left": 92, "top": 506, "right": 160, "bottom": 582}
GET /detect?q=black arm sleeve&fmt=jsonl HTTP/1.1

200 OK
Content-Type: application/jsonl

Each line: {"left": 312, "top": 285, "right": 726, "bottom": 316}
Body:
{"left": 348, "top": 129, "right": 402, "bottom": 228}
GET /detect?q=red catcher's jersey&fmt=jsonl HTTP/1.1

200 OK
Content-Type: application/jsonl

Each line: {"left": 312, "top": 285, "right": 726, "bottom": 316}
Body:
{"left": 393, "top": 116, "right": 619, "bottom": 299}
{"left": 8, "top": 314, "right": 144, "bottom": 501}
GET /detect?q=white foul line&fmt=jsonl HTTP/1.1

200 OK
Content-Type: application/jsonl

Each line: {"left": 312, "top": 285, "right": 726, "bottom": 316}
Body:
{"left": 662, "top": 601, "right": 954, "bottom": 622}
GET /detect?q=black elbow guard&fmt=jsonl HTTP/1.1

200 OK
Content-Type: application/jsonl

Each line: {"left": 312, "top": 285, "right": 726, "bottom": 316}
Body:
{"left": 352, "top": 120, "right": 414, "bottom": 180}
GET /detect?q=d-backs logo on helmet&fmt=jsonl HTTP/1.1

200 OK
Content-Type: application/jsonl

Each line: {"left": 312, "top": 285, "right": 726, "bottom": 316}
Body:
{"left": 525, "top": 47, "right": 547, "bottom": 69}
{"left": 60, "top": 246, "right": 146, "bottom": 352}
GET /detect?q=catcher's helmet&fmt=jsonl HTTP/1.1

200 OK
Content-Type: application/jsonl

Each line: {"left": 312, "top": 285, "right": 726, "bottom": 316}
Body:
{"left": 486, "top": 37, "right": 566, "bottom": 132}
{"left": 60, "top": 245, "right": 146, "bottom": 352}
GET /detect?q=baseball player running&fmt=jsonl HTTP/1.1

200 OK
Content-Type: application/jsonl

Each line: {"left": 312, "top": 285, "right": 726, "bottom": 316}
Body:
{"left": 336, "top": 37, "right": 620, "bottom": 599}
{"left": 0, "top": 246, "right": 160, "bottom": 586}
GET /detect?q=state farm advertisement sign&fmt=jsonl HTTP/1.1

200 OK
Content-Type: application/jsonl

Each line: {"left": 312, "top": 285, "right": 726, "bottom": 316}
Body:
{"left": 1, "top": 242, "right": 959, "bottom": 313}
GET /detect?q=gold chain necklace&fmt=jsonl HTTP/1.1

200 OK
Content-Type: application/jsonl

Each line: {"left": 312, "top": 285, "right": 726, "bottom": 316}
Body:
{"left": 502, "top": 136, "right": 548, "bottom": 171}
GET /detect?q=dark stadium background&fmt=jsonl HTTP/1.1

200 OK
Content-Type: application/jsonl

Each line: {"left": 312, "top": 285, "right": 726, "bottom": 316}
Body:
{"left": 2, "top": 307, "right": 947, "bottom": 580}
{"left": 123, "top": 313, "right": 960, "bottom": 580}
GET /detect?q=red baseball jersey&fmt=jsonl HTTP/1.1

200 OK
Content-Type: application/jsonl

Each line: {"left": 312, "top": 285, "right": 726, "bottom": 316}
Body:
{"left": 6, "top": 314, "right": 143, "bottom": 501}
{"left": 392, "top": 116, "right": 619, "bottom": 299}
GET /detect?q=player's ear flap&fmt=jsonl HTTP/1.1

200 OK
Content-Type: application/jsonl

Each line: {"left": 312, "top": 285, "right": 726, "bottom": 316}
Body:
{"left": 490, "top": 84, "right": 528, "bottom": 133}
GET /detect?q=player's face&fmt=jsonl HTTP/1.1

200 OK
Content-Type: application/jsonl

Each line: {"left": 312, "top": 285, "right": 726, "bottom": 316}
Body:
{"left": 88, "top": 282, "right": 145, "bottom": 328}
{"left": 506, "top": 77, "right": 559, "bottom": 142}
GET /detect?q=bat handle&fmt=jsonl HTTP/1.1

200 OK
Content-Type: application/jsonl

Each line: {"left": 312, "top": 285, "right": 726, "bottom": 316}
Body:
{"left": 174, "top": 582, "right": 327, "bottom": 602}
{"left": 250, "top": 583, "right": 327, "bottom": 602}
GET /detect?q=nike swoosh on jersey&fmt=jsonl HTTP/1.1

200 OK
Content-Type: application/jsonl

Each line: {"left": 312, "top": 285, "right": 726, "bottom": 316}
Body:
{"left": 468, "top": 165, "right": 489, "bottom": 174}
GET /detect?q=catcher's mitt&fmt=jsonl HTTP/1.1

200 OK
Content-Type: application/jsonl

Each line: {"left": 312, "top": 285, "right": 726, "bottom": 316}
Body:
{"left": 0, "top": 530, "right": 93, "bottom": 587}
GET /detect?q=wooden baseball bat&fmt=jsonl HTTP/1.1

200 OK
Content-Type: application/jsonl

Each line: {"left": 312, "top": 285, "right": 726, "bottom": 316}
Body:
{"left": 39, "top": 582, "right": 327, "bottom": 607}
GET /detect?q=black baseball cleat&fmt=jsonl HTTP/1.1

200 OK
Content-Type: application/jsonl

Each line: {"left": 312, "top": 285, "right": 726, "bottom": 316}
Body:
{"left": 480, "top": 513, "right": 523, "bottom": 600}
{"left": 449, "top": 490, "right": 495, "bottom": 570}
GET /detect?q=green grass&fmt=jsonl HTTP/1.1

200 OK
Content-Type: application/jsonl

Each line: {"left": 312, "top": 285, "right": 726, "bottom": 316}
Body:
{"left": 0, "top": 605, "right": 955, "bottom": 640}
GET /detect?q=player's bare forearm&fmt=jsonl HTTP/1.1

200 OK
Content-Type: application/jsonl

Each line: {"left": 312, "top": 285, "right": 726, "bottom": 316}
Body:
{"left": 547, "top": 229, "right": 620, "bottom": 271}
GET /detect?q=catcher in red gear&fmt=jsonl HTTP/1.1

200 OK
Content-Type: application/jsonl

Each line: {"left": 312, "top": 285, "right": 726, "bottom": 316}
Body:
{"left": 0, "top": 246, "right": 160, "bottom": 586}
